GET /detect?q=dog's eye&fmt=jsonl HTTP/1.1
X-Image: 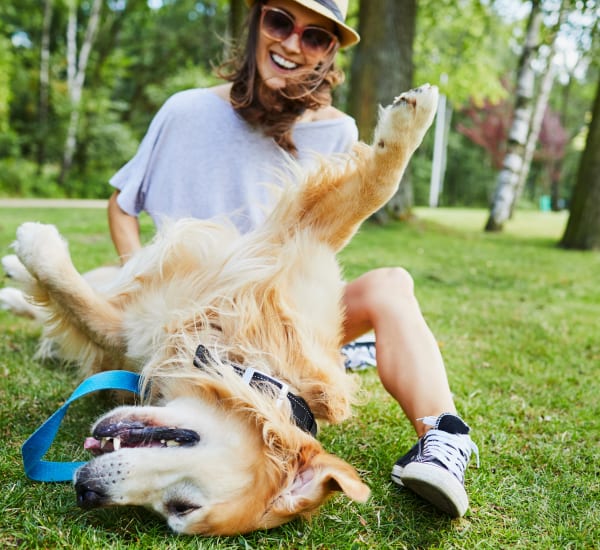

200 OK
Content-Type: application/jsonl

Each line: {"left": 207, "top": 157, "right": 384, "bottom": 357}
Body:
{"left": 167, "top": 500, "right": 200, "bottom": 516}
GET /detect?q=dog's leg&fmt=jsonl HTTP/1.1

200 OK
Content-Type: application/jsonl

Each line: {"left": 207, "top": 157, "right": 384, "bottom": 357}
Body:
{"left": 14, "top": 222, "right": 126, "bottom": 357}
{"left": 282, "top": 85, "right": 439, "bottom": 251}
{"left": 1, "top": 254, "right": 45, "bottom": 319}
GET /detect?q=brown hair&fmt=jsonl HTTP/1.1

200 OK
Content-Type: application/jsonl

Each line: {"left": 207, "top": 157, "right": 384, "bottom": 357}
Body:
{"left": 217, "top": 1, "right": 345, "bottom": 155}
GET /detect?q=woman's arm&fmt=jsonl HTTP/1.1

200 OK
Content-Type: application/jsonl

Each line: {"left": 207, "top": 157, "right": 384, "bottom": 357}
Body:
{"left": 107, "top": 190, "right": 142, "bottom": 264}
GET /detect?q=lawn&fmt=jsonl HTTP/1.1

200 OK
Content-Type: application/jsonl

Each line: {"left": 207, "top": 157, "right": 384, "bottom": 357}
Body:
{"left": 1, "top": 205, "right": 598, "bottom": 549}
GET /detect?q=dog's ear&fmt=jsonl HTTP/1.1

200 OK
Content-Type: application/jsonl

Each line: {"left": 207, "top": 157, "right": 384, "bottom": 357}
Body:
{"left": 268, "top": 447, "right": 370, "bottom": 521}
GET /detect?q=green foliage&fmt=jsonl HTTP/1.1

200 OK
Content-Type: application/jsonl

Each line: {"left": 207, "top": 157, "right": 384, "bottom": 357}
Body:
{"left": 415, "top": 0, "right": 513, "bottom": 106}
{"left": 144, "top": 65, "right": 220, "bottom": 108}
{"left": 1, "top": 0, "right": 597, "bottom": 210}
{"left": 444, "top": 133, "right": 496, "bottom": 207}
{"left": 2, "top": 0, "right": 230, "bottom": 198}
{"left": 1, "top": 206, "right": 599, "bottom": 547}
{"left": 410, "top": 111, "right": 498, "bottom": 208}
{"left": 0, "top": 35, "right": 13, "bottom": 134}
{"left": 0, "top": 158, "right": 62, "bottom": 198}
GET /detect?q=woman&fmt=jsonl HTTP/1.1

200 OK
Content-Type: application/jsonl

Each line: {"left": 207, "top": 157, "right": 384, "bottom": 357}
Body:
{"left": 108, "top": 0, "right": 478, "bottom": 518}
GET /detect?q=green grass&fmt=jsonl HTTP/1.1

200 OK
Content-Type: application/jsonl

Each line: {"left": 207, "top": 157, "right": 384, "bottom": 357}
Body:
{"left": 1, "top": 206, "right": 599, "bottom": 549}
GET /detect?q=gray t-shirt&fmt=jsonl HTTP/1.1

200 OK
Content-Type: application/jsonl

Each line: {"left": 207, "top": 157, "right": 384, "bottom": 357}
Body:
{"left": 110, "top": 88, "right": 358, "bottom": 233}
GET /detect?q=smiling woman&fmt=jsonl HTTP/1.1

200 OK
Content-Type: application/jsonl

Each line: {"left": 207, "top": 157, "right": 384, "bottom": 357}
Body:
{"left": 214, "top": 0, "right": 359, "bottom": 154}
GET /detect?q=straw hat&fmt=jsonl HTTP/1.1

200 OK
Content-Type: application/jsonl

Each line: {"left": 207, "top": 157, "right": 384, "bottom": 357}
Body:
{"left": 245, "top": 0, "right": 360, "bottom": 48}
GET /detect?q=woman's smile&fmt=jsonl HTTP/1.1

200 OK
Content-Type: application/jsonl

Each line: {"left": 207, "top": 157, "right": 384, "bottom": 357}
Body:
{"left": 270, "top": 51, "right": 300, "bottom": 71}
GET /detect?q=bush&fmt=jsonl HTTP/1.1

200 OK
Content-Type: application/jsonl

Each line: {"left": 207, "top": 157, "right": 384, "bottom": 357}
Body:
{"left": 0, "top": 128, "right": 18, "bottom": 158}
{"left": 0, "top": 158, "right": 63, "bottom": 198}
{"left": 442, "top": 130, "right": 496, "bottom": 207}
{"left": 411, "top": 120, "right": 497, "bottom": 208}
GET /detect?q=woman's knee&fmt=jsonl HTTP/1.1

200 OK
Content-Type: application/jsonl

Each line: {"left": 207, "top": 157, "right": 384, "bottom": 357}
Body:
{"left": 342, "top": 268, "right": 418, "bottom": 339}
{"left": 367, "top": 267, "right": 415, "bottom": 295}
{"left": 349, "top": 267, "right": 415, "bottom": 304}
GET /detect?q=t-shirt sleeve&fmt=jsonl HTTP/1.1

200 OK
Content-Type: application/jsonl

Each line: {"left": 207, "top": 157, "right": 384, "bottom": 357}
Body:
{"left": 108, "top": 99, "right": 172, "bottom": 216}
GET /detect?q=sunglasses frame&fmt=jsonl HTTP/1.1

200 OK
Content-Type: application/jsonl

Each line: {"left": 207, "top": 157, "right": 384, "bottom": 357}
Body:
{"left": 260, "top": 5, "right": 339, "bottom": 57}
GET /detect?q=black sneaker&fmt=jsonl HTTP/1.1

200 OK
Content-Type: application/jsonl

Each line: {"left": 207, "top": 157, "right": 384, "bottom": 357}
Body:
{"left": 391, "top": 413, "right": 479, "bottom": 517}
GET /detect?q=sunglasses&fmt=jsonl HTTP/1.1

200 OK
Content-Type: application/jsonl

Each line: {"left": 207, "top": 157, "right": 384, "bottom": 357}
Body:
{"left": 260, "top": 5, "right": 338, "bottom": 56}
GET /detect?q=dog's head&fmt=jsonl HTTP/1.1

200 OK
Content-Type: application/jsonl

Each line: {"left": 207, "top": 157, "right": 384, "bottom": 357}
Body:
{"left": 74, "top": 393, "right": 369, "bottom": 535}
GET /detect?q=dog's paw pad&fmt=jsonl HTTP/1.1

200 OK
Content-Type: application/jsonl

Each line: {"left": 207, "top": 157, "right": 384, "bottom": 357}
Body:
{"left": 375, "top": 85, "right": 439, "bottom": 151}
{"left": 392, "top": 94, "right": 417, "bottom": 107}
{"left": 392, "top": 84, "right": 437, "bottom": 114}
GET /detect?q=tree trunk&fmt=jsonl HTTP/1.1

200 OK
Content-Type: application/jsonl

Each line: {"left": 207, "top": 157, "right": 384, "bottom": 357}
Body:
{"left": 37, "top": 0, "right": 54, "bottom": 172}
{"left": 347, "top": 0, "right": 416, "bottom": 222}
{"left": 59, "top": 0, "right": 102, "bottom": 185}
{"left": 560, "top": 73, "right": 600, "bottom": 250}
{"left": 510, "top": 61, "right": 555, "bottom": 215}
{"left": 512, "top": 0, "right": 567, "bottom": 215}
{"left": 228, "top": 0, "right": 246, "bottom": 45}
{"left": 485, "top": 0, "right": 542, "bottom": 231}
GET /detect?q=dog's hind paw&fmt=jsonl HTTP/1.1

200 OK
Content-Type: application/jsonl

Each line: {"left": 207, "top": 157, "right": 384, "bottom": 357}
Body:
{"left": 2, "top": 254, "right": 32, "bottom": 283}
{"left": 14, "top": 222, "right": 70, "bottom": 280}
{"left": 0, "top": 286, "right": 39, "bottom": 319}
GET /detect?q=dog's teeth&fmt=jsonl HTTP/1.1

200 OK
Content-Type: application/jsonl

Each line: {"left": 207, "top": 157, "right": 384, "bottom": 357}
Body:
{"left": 113, "top": 436, "right": 121, "bottom": 450}
{"left": 166, "top": 440, "right": 180, "bottom": 447}
{"left": 100, "top": 437, "right": 109, "bottom": 449}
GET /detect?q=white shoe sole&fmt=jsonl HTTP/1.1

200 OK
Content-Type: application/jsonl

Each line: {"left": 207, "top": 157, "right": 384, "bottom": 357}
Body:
{"left": 395, "top": 462, "right": 469, "bottom": 517}
{"left": 391, "top": 463, "right": 405, "bottom": 486}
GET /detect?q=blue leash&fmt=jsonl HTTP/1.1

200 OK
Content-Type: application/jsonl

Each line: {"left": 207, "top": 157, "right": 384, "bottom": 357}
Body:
{"left": 21, "top": 370, "right": 142, "bottom": 482}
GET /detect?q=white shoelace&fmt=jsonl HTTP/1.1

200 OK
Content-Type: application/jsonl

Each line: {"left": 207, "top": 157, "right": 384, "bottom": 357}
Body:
{"left": 419, "top": 416, "right": 480, "bottom": 482}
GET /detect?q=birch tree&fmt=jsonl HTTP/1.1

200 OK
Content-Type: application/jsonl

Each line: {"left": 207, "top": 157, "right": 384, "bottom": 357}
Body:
{"left": 59, "top": 0, "right": 102, "bottom": 184}
{"left": 511, "top": 60, "right": 555, "bottom": 212}
{"left": 485, "top": 0, "right": 543, "bottom": 231}
{"left": 511, "top": 1, "right": 568, "bottom": 214}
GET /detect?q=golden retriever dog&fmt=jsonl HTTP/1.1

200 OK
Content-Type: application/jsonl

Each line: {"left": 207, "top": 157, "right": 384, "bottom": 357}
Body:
{"left": 7, "top": 85, "right": 438, "bottom": 535}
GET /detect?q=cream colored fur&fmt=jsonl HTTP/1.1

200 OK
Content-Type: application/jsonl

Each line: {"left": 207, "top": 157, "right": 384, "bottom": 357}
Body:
{"left": 8, "top": 85, "right": 438, "bottom": 535}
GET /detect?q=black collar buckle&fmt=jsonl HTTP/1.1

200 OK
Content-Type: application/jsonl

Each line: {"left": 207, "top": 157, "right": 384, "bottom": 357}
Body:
{"left": 193, "top": 344, "right": 317, "bottom": 437}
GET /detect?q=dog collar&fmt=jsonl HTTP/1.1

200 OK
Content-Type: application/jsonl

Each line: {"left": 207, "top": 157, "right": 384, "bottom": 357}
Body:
{"left": 193, "top": 344, "right": 318, "bottom": 437}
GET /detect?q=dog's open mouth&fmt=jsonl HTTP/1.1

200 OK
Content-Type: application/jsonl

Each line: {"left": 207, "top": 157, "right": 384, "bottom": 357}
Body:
{"left": 84, "top": 421, "right": 200, "bottom": 455}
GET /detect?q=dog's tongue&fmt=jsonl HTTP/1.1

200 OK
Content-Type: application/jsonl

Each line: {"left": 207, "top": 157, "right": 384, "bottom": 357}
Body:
{"left": 84, "top": 437, "right": 100, "bottom": 450}
{"left": 84, "top": 437, "right": 105, "bottom": 455}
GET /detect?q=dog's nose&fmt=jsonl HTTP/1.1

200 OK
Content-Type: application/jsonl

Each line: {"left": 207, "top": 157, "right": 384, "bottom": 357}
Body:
{"left": 75, "top": 480, "right": 107, "bottom": 509}
{"left": 74, "top": 465, "right": 108, "bottom": 509}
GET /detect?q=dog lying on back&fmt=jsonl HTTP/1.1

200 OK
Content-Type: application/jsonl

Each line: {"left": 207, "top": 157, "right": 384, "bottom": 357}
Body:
{"left": 6, "top": 85, "right": 438, "bottom": 535}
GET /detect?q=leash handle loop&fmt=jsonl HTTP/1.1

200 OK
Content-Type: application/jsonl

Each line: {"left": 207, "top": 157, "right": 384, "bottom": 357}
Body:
{"left": 21, "top": 370, "right": 142, "bottom": 482}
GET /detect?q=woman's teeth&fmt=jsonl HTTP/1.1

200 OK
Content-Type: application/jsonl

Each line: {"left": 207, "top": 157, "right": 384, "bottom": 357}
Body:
{"left": 271, "top": 53, "right": 298, "bottom": 70}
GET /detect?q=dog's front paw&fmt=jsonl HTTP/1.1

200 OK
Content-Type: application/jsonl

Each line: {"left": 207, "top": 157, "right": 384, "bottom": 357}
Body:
{"left": 392, "top": 84, "right": 439, "bottom": 114}
{"left": 14, "top": 222, "right": 70, "bottom": 279}
{"left": 374, "top": 84, "right": 439, "bottom": 154}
